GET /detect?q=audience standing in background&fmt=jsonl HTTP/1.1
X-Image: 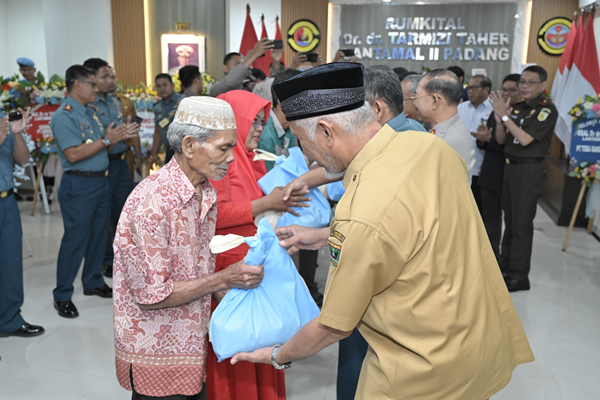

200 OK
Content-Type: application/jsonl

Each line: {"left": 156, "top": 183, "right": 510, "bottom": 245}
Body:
{"left": 413, "top": 69, "right": 475, "bottom": 183}
{"left": 490, "top": 66, "right": 558, "bottom": 292}
{"left": 447, "top": 65, "right": 468, "bottom": 101}
{"left": 209, "top": 39, "right": 274, "bottom": 97}
{"left": 458, "top": 74, "right": 494, "bottom": 213}
{"left": 0, "top": 108, "right": 45, "bottom": 338}
{"left": 179, "top": 65, "right": 204, "bottom": 99}
{"left": 401, "top": 74, "right": 423, "bottom": 124}
{"left": 473, "top": 73, "right": 521, "bottom": 261}
{"left": 152, "top": 73, "right": 182, "bottom": 165}
{"left": 83, "top": 58, "right": 140, "bottom": 279}
{"left": 107, "top": 67, "right": 143, "bottom": 183}
{"left": 257, "top": 69, "right": 301, "bottom": 171}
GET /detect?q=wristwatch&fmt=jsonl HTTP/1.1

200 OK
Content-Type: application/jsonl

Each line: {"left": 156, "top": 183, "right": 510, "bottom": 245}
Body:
{"left": 271, "top": 345, "right": 292, "bottom": 370}
{"left": 101, "top": 137, "right": 111, "bottom": 147}
{"left": 501, "top": 115, "right": 509, "bottom": 122}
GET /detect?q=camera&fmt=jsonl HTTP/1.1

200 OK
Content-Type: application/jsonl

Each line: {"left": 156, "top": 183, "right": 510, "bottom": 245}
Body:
{"left": 8, "top": 110, "right": 23, "bottom": 122}
{"left": 302, "top": 52, "right": 319, "bottom": 62}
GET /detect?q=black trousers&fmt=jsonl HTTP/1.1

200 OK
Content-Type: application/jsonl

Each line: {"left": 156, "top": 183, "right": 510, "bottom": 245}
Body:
{"left": 130, "top": 366, "right": 206, "bottom": 400}
{"left": 500, "top": 162, "right": 546, "bottom": 280}
{"left": 480, "top": 186, "right": 503, "bottom": 260}
{"left": 298, "top": 249, "right": 321, "bottom": 299}
{"left": 471, "top": 175, "right": 483, "bottom": 217}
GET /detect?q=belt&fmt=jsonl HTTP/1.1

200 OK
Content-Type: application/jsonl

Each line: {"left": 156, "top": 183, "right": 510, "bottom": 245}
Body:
{"left": 0, "top": 188, "right": 14, "bottom": 198}
{"left": 65, "top": 170, "right": 109, "bottom": 178}
{"left": 505, "top": 157, "right": 545, "bottom": 165}
{"left": 108, "top": 152, "right": 127, "bottom": 161}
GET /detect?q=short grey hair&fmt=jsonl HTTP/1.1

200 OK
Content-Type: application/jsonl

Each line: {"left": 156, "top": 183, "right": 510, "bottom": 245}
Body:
{"left": 364, "top": 65, "right": 404, "bottom": 116}
{"left": 423, "top": 69, "right": 463, "bottom": 106}
{"left": 167, "top": 122, "right": 215, "bottom": 153}
{"left": 402, "top": 74, "right": 422, "bottom": 97}
{"left": 293, "top": 102, "right": 376, "bottom": 142}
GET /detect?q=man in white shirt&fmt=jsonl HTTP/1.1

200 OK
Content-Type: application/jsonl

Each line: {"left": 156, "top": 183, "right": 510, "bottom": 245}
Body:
{"left": 413, "top": 69, "right": 475, "bottom": 183}
{"left": 458, "top": 75, "right": 494, "bottom": 212}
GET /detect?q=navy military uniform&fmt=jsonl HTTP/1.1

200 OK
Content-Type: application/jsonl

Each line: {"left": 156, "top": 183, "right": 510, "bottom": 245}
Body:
{"left": 154, "top": 92, "right": 181, "bottom": 164}
{"left": 501, "top": 94, "right": 558, "bottom": 284}
{"left": 92, "top": 94, "right": 132, "bottom": 270}
{"left": 51, "top": 96, "right": 110, "bottom": 302}
{"left": 0, "top": 111, "right": 27, "bottom": 332}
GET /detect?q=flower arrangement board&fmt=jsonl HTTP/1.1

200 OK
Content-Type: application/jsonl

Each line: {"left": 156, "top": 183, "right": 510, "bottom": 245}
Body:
{"left": 570, "top": 117, "right": 600, "bottom": 168}
{"left": 28, "top": 104, "right": 59, "bottom": 141}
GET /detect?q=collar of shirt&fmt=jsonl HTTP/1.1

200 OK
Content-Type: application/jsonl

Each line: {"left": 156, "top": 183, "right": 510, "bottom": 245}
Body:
{"left": 167, "top": 156, "right": 217, "bottom": 210}
{"left": 386, "top": 113, "right": 408, "bottom": 131}
{"left": 431, "top": 112, "right": 461, "bottom": 136}
{"left": 271, "top": 113, "right": 286, "bottom": 138}
{"left": 160, "top": 92, "right": 181, "bottom": 107}
{"left": 343, "top": 124, "right": 395, "bottom": 189}
{"left": 525, "top": 93, "right": 547, "bottom": 108}
{"left": 65, "top": 95, "right": 88, "bottom": 117}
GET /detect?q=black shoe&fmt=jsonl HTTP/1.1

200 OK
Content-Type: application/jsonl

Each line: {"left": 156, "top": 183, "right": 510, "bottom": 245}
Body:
{"left": 505, "top": 277, "right": 530, "bottom": 292}
{"left": 54, "top": 301, "right": 79, "bottom": 318}
{"left": 84, "top": 284, "right": 112, "bottom": 298}
{"left": 102, "top": 265, "right": 113, "bottom": 278}
{"left": 0, "top": 322, "right": 45, "bottom": 338}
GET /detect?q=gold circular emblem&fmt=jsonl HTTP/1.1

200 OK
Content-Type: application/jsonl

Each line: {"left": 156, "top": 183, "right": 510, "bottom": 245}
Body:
{"left": 287, "top": 19, "right": 321, "bottom": 53}
{"left": 537, "top": 17, "right": 571, "bottom": 56}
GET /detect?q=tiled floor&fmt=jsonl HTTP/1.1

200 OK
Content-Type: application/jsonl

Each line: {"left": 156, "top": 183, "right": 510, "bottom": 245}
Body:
{"left": 1, "top": 200, "right": 599, "bottom": 400}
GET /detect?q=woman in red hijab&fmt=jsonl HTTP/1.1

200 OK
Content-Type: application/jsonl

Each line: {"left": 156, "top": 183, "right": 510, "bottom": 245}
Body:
{"left": 206, "top": 90, "right": 309, "bottom": 400}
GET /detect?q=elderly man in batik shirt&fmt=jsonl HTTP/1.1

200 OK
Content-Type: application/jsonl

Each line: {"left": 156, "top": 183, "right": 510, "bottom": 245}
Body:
{"left": 113, "top": 97, "right": 265, "bottom": 400}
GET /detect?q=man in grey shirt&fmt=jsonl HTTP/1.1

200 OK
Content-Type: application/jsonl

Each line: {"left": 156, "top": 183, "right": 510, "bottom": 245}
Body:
{"left": 209, "top": 39, "right": 273, "bottom": 97}
{"left": 413, "top": 69, "right": 475, "bottom": 183}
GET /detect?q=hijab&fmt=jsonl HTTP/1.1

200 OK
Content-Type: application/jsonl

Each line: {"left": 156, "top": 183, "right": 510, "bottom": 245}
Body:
{"left": 212, "top": 90, "right": 271, "bottom": 203}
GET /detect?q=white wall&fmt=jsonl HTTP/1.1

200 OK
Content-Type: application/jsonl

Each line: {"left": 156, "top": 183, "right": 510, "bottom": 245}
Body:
{"left": 0, "top": 0, "right": 113, "bottom": 78}
{"left": 0, "top": 0, "right": 49, "bottom": 78}
{"left": 226, "top": 0, "right": 282, "bottom": 54}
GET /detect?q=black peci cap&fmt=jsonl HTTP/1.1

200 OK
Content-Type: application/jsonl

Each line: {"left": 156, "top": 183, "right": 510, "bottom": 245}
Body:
{"left": 273, "top": 63, "right": 365, "bottom": 121}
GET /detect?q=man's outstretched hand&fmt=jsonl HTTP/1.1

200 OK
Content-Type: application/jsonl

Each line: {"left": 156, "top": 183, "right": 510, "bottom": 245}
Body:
{"left": 231, "top": 345, "right": 274, "bottom": 365}
{"left": 275, "top": 225, "right": 330, "bottom": 254}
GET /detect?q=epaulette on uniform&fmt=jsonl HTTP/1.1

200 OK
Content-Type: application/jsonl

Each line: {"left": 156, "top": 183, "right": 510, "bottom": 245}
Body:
{"left": 64, "top": 104, "right": 73, "bottom": 113}
{"left": 89, "top": 105, "right": 99, "bottom": 111}
{"left": 538, "top": 98, "right": 550, "bottom": 106}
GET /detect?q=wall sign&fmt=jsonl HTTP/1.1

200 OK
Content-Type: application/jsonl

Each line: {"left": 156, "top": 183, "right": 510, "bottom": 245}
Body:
{"left": 339, "top": 3, "right": 516, "bottom": 86}
{"left": 287, "top": 19, "right": 321, "bottom": 53}
{"left": 537, "top": 17, "right": 571, "bottom": 56}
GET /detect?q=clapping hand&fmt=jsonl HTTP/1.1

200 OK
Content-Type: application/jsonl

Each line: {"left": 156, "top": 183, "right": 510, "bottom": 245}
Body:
{"left": 471, "top": 124, "right": 492, "bottom": 142}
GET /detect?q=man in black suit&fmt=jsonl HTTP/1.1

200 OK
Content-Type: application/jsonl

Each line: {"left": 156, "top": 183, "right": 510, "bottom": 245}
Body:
{"left": 471, "top": 74, "right": 522, "bottom": 261}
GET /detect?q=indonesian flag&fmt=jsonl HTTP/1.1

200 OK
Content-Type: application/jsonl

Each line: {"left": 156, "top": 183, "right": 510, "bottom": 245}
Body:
{"left": 275, "top": 16, "right": 285, "bottom": 64}
{"left": 554, "top": 15, "right": 582, "bottom": 148}
{"left": 239, "top": 4, "right": 258, "bottom": 58}
{"left": 253, "top": 14, "right": 273, "bottom": 76}
{"left": 559, "top": 12, "right": 600, "bottom": 153}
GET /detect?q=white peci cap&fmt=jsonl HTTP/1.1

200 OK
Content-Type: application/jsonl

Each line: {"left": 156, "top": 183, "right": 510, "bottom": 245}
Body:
{"left": 174, "top": 97, "right": 236, "bottom": 130}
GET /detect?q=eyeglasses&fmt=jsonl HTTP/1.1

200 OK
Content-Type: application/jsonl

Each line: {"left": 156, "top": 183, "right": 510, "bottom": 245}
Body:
{"left": 518, "top": 80, "right": 541, "bottom": 87}
{"left": 410, "top": 93, "right": 435, "bottom": 101}
{"left": 252, "top": 119, "right": 267, "bottom": 129}
{"left": 500, "top": 87, "right": 519, "bottom": 93}
{"left": 71, "top": 80, "right": 97, "bottom": 88}
{"left": 466, "top": 85, "right": 481, "bottom": 91}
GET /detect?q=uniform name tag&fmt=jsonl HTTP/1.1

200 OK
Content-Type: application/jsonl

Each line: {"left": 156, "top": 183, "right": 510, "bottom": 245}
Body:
{"left": 81, "top": 123, "right": 91, "bottom": 130}
{"left": 159, "top": 118, "right": 170, "bottom": 128}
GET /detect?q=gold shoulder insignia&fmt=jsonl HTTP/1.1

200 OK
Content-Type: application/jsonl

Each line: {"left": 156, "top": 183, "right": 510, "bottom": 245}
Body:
{"left": 64, "top": 104, "right": 73, "bottom": 113}
{"left": 539, "top": 98, "right": 550, "bottom": 105}
{"left": 89, "top": 105, "right": 98, "bottom": 111}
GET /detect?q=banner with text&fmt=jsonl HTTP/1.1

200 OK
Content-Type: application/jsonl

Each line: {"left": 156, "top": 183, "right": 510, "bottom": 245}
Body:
{"left": 339, "top": 3, "right": 517, "bottom": 86}
{"left": 570, "top": 118, "right": 600, "bottom": 165}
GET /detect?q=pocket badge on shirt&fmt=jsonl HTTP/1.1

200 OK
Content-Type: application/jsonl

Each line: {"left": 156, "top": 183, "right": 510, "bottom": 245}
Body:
{"left": 159, "top": 118, "right": 170, "bottom": 128}
{"left": 538, "top": 108, "right": 551, "bottom": 122}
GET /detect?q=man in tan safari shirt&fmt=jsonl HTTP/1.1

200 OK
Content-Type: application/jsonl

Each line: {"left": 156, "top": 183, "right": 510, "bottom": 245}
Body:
{"left": 231, "top": 63, "right": 534, "bottom": 400}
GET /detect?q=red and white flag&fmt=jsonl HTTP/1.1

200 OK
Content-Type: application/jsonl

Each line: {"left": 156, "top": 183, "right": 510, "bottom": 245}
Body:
{"left": 253, "top": 14, "right": 273, "bottom": 76}
{"left": 551, "top": 16, "right": 578, "bottom": 113}
{"left": 558, "top": 13, "right": 600, "bottom": 153}
{"left": 239, "top": 4, "right": 258, "bottom": 58}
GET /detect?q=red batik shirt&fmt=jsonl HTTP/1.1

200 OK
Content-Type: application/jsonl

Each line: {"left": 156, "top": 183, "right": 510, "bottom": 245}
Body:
{"left": 113, "top": 157, "right": 218, "bottom": 397}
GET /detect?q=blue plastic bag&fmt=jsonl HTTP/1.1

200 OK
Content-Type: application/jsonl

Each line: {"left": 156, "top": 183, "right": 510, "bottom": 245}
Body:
{"left": 209, "top": 218, "right": 321, "bottom": 361}
{"left": 258, "top": 147, "right": 332, "bottom": 228}
{"left": 326, "top": 181, "right": 346, "bottom": 202}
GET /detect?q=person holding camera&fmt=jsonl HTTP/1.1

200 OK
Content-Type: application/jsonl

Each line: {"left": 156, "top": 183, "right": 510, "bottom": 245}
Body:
{"left": 0, "top": 107, "right": 45, "bottom": 338}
